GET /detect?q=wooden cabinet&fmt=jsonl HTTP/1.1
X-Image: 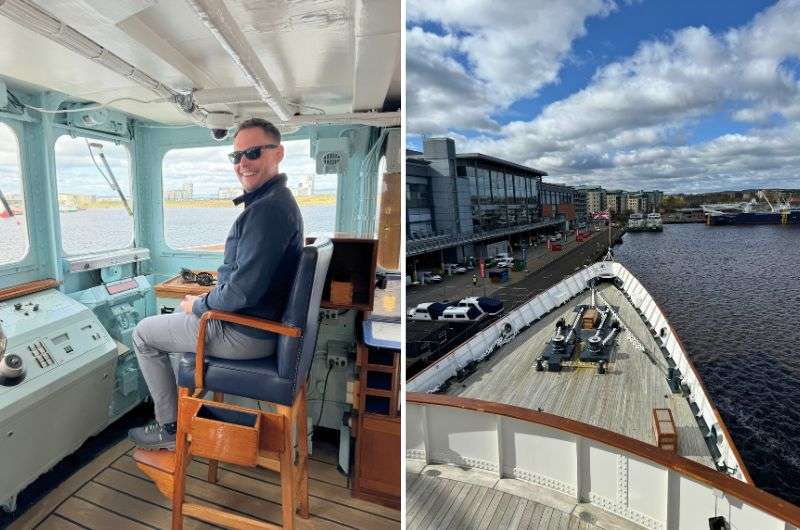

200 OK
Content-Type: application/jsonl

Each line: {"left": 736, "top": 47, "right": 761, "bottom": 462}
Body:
{"left": 307, "top": 236, "right": 378, "bottom": 311}
{"left": 352, "top": 341, "right": 400, "bottom": 508}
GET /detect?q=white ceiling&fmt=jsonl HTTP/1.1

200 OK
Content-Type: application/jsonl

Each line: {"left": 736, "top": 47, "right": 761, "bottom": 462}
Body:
{"left": 0, "top": 0, "right": 400, "bottom": 123}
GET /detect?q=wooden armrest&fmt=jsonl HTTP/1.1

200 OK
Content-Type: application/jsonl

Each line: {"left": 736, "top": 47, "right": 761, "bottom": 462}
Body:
{"left": 201, "top": 310, "right": 302, "bottom": 338}
{"left": 192, "top": 310, "right": 302, "bottom": 390}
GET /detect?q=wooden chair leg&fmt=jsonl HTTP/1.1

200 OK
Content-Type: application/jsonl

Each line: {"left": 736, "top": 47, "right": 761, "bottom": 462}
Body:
{"left": 278, "top": 404, "right": 295, "bottom": 530}
{"left": 172, "top": 388, "right": 191, "bottom": 530}
{"left": 207, "top": 391, "right": 224, "bottom": 484}
{"left": 296, "top": 386, "right": 310, "bottom": 519}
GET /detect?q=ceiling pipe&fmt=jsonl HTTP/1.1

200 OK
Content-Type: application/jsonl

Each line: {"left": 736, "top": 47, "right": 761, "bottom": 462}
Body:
{"left": 0, "top": 0, "right": 205, "bottom": 123}
{"left": 288, "top": 111, "right": 399, "bottom": 127}
{"left": 184, "top": 0, "right": 293, "bottom": 122}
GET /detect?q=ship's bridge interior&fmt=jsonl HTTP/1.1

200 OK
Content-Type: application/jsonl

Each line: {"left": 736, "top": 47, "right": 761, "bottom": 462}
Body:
{"left": 0, "top": 0, "right": 400, "bottom": 527}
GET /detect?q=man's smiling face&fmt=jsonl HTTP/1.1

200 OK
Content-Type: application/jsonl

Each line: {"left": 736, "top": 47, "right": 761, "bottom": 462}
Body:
{"left": 233, "top": 127, "right": 285, "bottom": 192}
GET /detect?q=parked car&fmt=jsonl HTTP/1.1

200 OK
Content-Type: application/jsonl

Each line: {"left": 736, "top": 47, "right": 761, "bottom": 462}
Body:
{"left": 421, "top": 271, "right": 442, "bottom": 283}
{"left": 441, "top": 297, "right": 505, "bottom": 322}
{"left": 407, "top": 301, "right": 456, "bottom": 321}
{"left": 494, "top": 258, "right": 514, "bottom": 268}
{"left": 444, "top": 264, "right": 467, "bottom": 274}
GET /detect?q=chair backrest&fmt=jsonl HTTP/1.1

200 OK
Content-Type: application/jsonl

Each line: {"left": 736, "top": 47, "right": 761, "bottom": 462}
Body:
{"left": 276, "top": 238, "right": 333, "bottom": 390}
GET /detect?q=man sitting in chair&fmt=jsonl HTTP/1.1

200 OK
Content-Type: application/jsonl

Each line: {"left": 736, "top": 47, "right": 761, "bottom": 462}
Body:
{"left": 129, "top": 118, "right": 303, "bottom": 450}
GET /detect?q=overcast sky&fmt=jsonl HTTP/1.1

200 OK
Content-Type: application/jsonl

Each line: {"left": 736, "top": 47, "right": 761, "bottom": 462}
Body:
{"left": 408, "top": 0, "right": 800, "bottom": 193}
{"left": 0, "top": 124, "right": 328, "bottom": 199}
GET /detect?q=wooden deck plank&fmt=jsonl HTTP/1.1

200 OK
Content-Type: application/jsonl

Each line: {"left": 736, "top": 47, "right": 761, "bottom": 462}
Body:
{"left": 519, "top": 500, "right": 538, "bottom": 529}
{"left": 528, "top": 503, "right": 545, "bottom": 529}
{"left": 92, "top": 468, "right": 219, "bottom": 529}
{"left": 409, "top": 476, "right": 447, "bottom": 528}
{"left": 493, "top": 495, "right": 519, "bottom": 530}
{"left": 35, "top": 515, "right": 85, "bottom": 530}
{"left": 474, "top": 489, "right": 503, "bottom": 529}
{"left": 406, "top": 471, "right": 611, "bottom": 530}
{"left": 456, "top": 483, "right": 492, "bottom": 530}
{"left": 406, "top": 474, "right": 438, "bottom": 523}
{"left": 56, "top": 497, "right": 153, "bottom": 530}
{"left": 209, "top": 459, "right": 398, "bottom": 520}
{"left": 538, "top": 505, "right": 555, "bottom": 530}
{"left": 426, "top": 480, "right": 464, "bottom": 530}
{"left": 8, "top": 439, "right": 134, "bottom": 530}
{"left": 507, "top": 498, "right": 528, "bottom": 530}
{"left": 448, "top": 284, "right": 715, "bottom": 468}
{"left": 75, "top": 481, "right": 218, "bottom": 530}
{"left": 113, "top": 455, "right": 397, "bottom": 529}
{"left": 438, "top": 482, "right": 474, "bottom": 530}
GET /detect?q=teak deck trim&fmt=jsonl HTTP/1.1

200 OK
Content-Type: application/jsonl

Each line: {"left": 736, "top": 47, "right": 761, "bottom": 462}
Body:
{"left": 408, "top": 393, "right": 800, "bottom": 527}
{"left": 0, "top": 278, "right": 60, "bottom": 302}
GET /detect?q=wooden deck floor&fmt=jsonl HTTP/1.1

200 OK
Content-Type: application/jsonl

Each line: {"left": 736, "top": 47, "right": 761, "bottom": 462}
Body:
{"left": 407, "top": 470, "right": 604, "bottom": 530}
{"left": 9, "top": 438, "right": 400, "bottom": 529}
{"left": 447, "top": 283, "right": 715, "bottom": 468}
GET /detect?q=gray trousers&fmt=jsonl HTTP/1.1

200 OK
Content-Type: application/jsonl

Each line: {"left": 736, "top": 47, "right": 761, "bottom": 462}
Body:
{"left": 132, "top": 312, "right": 276, "bottom": 425}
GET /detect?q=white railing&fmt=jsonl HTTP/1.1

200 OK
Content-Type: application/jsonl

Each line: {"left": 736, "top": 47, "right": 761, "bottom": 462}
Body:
{"left": 407, "top": 261, "right": 749, "bottom": 483}
{"left": 407, "top": 398, "right": 800, "bottom": 530}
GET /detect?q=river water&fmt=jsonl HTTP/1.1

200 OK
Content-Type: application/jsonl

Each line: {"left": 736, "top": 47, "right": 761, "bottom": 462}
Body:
{"left": 614, "top": 223, "right": 800, "bottom": 506}
{"left": 0, "top": 203, "right": 336, "bottom": 262}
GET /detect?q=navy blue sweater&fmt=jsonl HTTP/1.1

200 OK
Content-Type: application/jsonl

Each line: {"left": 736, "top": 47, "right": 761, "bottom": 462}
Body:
{"left": 192, "top": 173, "right": 303, "bottom": 339}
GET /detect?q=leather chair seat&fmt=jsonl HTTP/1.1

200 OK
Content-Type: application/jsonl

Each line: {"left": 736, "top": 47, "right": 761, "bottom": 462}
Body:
{"left": 178, "top": 352, "right": 294, "bottom": 406}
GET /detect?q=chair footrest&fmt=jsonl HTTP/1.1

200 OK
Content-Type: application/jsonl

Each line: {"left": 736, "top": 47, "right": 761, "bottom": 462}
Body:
{"left": 133, "top": 449, "right": 175, "bottom": 499}
{"left": 183, "top": 502, "right": 281, "bottom": 529}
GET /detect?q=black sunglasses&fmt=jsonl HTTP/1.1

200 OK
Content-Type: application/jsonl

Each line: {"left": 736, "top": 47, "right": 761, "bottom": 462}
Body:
{"left": 228, "top": 144, "right": 279, "bottom": 164}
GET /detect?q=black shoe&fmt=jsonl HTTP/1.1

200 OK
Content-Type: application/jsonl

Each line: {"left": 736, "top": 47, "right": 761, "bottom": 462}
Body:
{"left": 128, "top": 421, "right": 176, "bottom": 450}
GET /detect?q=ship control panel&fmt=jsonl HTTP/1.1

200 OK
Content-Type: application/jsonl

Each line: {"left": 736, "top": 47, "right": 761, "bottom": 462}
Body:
{"left": 0, "top": 288, "right": 117, "bottom": 512}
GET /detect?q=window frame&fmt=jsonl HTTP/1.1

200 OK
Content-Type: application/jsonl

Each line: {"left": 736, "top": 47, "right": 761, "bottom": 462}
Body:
{"left": 0, "top": 119, "right": 31, "bottom": 270}
{"left": 53, "top": 132, "right": 135, "bottom": 257}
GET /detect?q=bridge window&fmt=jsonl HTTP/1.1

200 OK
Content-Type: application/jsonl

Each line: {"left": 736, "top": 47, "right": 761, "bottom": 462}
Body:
{"left": 54, "top": 136, "right": 133, "bottom": 255}
{"left": 162, "top": 139, "right": 333, "bottom": 250}
{"left": 0, "top": 123, "right": 28, "bottom": 265}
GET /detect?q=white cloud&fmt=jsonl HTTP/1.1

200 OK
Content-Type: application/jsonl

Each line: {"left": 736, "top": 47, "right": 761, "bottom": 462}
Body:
{"left": 411, "top": 0, "right": 800, "bottom": 192}
{"left": 407, "top": 0, "right": 616, "bottom": 134}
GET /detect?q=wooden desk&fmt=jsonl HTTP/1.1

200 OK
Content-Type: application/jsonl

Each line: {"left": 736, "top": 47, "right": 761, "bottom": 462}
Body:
{"left": 154, "top": 273, "right": 216, "bottom": 314}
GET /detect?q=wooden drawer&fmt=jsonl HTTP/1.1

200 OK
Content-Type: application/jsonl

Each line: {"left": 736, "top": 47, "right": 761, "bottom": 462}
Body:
{"left": 191, "top": 403, "right": 261, "bottom": 467}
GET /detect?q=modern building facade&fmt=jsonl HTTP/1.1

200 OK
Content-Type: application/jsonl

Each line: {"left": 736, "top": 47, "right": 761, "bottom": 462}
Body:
{"left": 605, "top": 189, "right": 629, "bottom": 215}
{"left": 406, "top": 138, "right": 567, "bottom": 270}
{"left": 539, "top": 181, "right": 578, "bottom": 228}
{"left": 579, "top": 186, "right": 606, "bottom": 215}
{"left": 574, "top": 188, "right": 587, "bottom": 226}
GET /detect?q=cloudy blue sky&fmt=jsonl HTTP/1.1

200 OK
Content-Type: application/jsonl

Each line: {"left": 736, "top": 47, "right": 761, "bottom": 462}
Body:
{"left": 407, "top": 0, "right": 800, "bottom": 193}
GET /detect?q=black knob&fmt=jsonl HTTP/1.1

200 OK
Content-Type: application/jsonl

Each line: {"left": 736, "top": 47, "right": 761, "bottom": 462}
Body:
{"left": 33, "top": 304, "right": 39, "bottom": 311}
{"left": 5, "top": 354, "right": 21, "bottom": 369}
{"left": 13, "top": 303, "right": 21, "bottom": 311}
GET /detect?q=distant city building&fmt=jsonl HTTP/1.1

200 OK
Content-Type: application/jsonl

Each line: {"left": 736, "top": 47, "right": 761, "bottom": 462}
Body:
{"left": 218, "top": 187, "right": 241, "bottom": 199}
{"left": 578, "top": 186, "right": 607, "bottom": 215}
{"left": 642, "top": 190, "right": 664, "bottom": 212}
{"left": 605, "top": 190, "right": 629, "bottom": 215}
{"left": 166, "top": 182, "right": 193, "bottom": 201}
{"left": 626, "top": 193, "right": 644, "bottom": 213}
{"left": 296, "top": 174, "right": 315, "bottom": 196}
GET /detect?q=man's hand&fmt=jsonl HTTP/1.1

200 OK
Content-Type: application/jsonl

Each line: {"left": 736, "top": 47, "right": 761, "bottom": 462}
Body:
{"left": 180, "top": 295, "right": 200, "bottom": 314}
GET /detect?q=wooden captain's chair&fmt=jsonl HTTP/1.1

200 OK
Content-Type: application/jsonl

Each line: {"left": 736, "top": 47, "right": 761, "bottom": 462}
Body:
{"left": 134, "top": 238, "right": 333, "bottom": 530}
